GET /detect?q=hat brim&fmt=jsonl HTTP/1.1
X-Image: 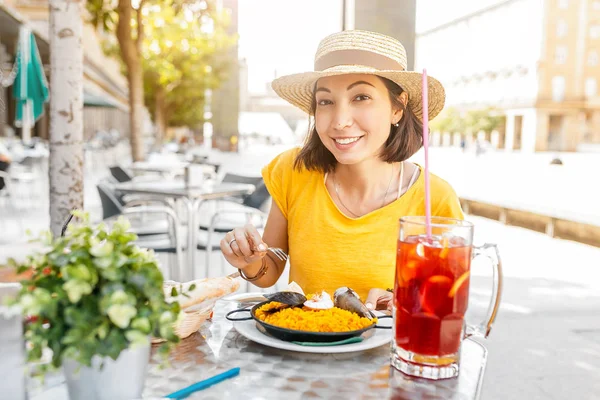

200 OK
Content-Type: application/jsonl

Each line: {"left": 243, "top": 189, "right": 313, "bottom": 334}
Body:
{"left": 271, "top": 65, "right": 445, "bottom": 121}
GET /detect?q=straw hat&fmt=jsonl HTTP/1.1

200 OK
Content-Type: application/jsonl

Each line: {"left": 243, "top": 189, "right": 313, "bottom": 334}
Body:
{"left": 271, "top": 30, "right": 445, "bottom": 121}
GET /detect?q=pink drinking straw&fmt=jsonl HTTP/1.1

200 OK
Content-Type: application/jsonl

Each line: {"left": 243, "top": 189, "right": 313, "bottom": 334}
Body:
{"left": 422, "top": 69, "right": 432, "bottom": 239}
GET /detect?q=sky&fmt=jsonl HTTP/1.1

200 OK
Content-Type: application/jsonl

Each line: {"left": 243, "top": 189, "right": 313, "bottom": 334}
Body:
{"left": 238, "top": 0, "right": 343, "bottom": 94}
{"left": 237, "top": 0, "right": 504, "bottom": 94}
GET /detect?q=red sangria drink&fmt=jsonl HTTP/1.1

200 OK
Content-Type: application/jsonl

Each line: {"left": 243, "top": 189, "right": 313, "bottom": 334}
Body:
{"left": 391, "top": 217, "right": 502, "bottom": 380}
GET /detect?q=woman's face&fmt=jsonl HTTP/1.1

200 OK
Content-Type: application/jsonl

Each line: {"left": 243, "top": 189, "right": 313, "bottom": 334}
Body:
{"left": 314, "top": 74, "right": 403, "bottom": 166}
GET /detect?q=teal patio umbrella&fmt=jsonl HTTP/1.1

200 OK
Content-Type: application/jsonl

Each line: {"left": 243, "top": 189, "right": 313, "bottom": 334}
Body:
{"left": 13, "top": 27, "right": 49, "bottom": 142}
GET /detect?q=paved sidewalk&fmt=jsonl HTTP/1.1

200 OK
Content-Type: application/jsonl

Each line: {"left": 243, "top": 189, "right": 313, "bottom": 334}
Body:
{"left": 422, "top": 148, "right": 600, "bottom": 226}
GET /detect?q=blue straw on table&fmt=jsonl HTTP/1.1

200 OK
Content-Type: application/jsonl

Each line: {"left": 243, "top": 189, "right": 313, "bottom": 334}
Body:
{"left": 165, "top": 367, "right": 241, "bottom": 399}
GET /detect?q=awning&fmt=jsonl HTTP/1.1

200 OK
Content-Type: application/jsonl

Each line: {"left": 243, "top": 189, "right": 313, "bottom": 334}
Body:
{"left": 83, "top": 80, "right": 129, "bottom": 111}
{"left": 84, "top": 91, "right": 119, "bottom": 108}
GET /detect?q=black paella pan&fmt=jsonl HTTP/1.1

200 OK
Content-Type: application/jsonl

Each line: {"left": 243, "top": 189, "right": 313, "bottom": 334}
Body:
{"left": 226, "top": 300, "right": 392, "bottom": 343}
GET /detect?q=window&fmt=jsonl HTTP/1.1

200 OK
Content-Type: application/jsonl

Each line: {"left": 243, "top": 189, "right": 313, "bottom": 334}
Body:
{"left": 558, "top": 0, "right": 569, "bottom": 9}
{"left": 552, "top": 76, "right": 566, "bottom": 101}
{"left": 590, "top": 25, "right": 600, "bottom": 39}
{"left": 589, "top": 50, "right": 599, "bottom": 66}
{"left": 555, "top": 46, "right": 568, "bottom": 64}
{"left": 585, "top": 78, "right": 597, "bottom": 97}
{"left": 557, "top": 20, "right": 567, "bottom": 38}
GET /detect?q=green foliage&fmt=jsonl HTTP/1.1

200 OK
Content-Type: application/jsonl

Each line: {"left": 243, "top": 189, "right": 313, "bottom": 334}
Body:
{"left": 142, "top": 4, "right": 237, "bottom": 129}
{"left": 430, "top": 107, "right": 466, "bottom": 134}
{"left": 8, "top": 211, "right": 180, "bottom": 372}
{"left": 464, "top": 108, "right": 504, "bottom": 134}
{"left": 430, "top": 107, "right": 503, "bottom": 135}
{"left": 86, "top": 0, "right": 117, "bottom": 32}
{"left": 86, "top": 0, "right": 237, "bottom": 131}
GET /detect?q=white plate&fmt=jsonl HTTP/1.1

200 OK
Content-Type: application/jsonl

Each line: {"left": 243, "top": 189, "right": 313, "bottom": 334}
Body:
{"left": 232, "top": 309, "right": 393, "bottom": 354}
{"left": 221, "top": 291, "right": 269, "bottom": 302}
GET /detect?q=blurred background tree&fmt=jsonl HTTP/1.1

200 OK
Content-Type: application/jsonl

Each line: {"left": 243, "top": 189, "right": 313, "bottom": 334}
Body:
{"left": 464, "top": 108, "right": 504, "bottom": 135}
{"left": 431, "top": 106, "right": 503, "bottom": 137}
{"left": 142, "top": 5, "right": 235, "bottom": 145}
{"left": 86, "top": 0, "right": 235, "bottom": 159}
{"left": 430, "top": 107, "right": 466, "bottom": 135}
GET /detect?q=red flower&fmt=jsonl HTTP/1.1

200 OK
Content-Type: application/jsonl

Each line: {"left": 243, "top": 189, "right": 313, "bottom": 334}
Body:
{"left": 42, "top": 267, "right": 52, "bottom": 275}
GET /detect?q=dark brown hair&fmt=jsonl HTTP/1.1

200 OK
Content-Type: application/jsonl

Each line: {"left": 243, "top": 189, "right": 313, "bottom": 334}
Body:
{"left": 294, "top": 76, "right": 424, "bottom": 173}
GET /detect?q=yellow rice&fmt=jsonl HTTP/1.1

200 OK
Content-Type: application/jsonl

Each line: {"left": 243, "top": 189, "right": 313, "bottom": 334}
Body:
{"left": 255, "top": 301, "right": 376, "bottom": 333}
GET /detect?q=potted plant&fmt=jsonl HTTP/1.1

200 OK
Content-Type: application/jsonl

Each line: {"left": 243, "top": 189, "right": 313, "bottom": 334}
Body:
{"left": 8, "top": 211, "right": 181, "bottom": 400}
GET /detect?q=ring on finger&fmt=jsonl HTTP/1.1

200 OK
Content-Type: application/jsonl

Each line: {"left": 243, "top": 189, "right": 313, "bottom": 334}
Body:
{"left": 228, "top": 238, "right": 237, "bottom": 247}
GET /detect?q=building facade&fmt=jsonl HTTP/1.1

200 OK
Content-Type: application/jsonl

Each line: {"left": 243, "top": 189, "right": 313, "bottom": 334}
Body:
{"left": 353, "top": 0, "right": 417, "bottom": 70}
{"left": 0, "top": 0, "right": 130, "bottom": 141}
{"left": 210, "top": 0, "right": 240, "bottom": 150}
{"left": 416, "top": 0, "right": 600, "bottom": 152}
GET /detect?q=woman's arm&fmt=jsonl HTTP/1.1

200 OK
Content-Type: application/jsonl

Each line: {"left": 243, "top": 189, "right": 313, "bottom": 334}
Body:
{"left": 223, "top": 198, "right": 289, "bottom": 288}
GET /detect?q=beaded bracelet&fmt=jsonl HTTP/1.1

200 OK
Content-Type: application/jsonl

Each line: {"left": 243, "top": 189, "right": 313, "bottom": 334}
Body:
{"left": 238, "top": 257, "right": 269, "bottom": 282}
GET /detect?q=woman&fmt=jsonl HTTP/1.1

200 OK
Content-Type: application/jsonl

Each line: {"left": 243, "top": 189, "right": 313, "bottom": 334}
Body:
{"left": 220, "top": 30, "right": 463, "bottom": 311}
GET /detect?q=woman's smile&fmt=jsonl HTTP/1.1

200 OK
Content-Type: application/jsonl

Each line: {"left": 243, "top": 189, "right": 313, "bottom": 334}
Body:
{"left": 332, "top": 135, "right": 365, "bottom": 150}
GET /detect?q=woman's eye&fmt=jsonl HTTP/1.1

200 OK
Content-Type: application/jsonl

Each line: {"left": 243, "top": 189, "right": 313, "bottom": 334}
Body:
{"left": 354, "top": 94, "right": 371, "bottom": 102}
{"left": 317, "top": 99, "right": 332, "bottom": 106}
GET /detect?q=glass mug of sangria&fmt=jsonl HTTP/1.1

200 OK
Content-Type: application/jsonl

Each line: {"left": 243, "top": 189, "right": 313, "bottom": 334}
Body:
{"left": 392, "top": 216, "right": 502, "bottom": 380}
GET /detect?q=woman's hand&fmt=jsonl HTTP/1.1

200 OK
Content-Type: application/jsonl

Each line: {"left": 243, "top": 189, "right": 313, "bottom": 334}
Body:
{"left": 365, "top": 288, "right": 393, "bottom": 312}
{"left": 220, "top": 224, "right": 268, "bottom": 270}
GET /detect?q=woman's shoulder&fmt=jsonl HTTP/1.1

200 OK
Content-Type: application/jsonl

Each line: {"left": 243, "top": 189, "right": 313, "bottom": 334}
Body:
{"left": 268, "top": 147, "right": 302, "bottom": 168}
{"left": 261, "top": 147, "right": 320, "bottom": 219}
{"left": 420, "top": 167, "right": 463, "bottom": 218}
{"left": 429, "top": 172, "right": 457, "bottom": 197}
{"left": 264, "top": 147, "right": 317, "bottom": 179}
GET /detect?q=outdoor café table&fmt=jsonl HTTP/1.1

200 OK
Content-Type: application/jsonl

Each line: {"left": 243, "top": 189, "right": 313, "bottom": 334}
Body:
{"left": 130, "top": 161, "right": 190, "bottom": 176}
{"left": 114, "top": 180, "right": 255, "bottom": 280}
{"left": 28, "top": 300, "right": 488, "bottom": 400}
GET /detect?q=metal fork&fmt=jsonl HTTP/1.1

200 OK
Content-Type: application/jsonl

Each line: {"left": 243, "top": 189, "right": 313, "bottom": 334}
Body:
{"left": 267, "top": 247, "right": 288, "bottom": 261}
{"left": 226, "top": 247, "right": 288, "bottom": 280}
{"left": 246, "top": 235, "right": 288, "bottom": 262}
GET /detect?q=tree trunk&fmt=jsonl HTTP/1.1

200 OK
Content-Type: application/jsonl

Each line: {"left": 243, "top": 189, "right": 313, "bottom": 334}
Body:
{"left": 128, "top": 60, "right": 144, "bottom": 161}
{"left": 0, "top": 44, "right": 7, "bottom": 137}
{"left": 117, "top": 0, "right": 144, "bottom": 162}
{"left": 154, "top": 86, "right": 166, "bottom": 145}
{"left": 48, "top": 0, "right": 84, "bottom": 237}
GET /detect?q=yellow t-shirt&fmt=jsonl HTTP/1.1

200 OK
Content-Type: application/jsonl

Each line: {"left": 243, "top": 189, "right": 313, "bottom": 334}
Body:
{"left": 261, "top": 148, "right": 464, "bottom": 300}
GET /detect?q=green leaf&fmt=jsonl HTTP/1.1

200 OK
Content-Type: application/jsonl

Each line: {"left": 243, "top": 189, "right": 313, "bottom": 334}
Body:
{"left": 170, "top": 287, "right": 178, "bottom": 297}
{"left": 110, "top": 290, "right": 130, "bottom": 305}
{"left": 52, "top": 254, "right": 71, "bottom": 267}
{"left": 99, "top": 266, "right": 124, "bottom": 281}
{"left": 28, "top": 343, "right": 43, "bottom": 361}
{"left": 63, "top": 280, "right": 92, "bottom": 304}
{"left": 93, "top": 256, "right": 113, "bottom": 269}
{"left": 131, "top": 317, "right": 151, "bottom": 334}
{"left": 97, "top": 322, "right": 109, "bottom": 340}
{"left": 107, "top": 304, "right": 137, "bottom": 329}
{"left": 113, "top": 217, "right": 131, "bottom": 233}
{"left": 62, "top": 328, "right": 85, "bottom": 345}
{"left": 90, "top": 239, "right": 114, "bottom": 258}
{"left": 16, "top": 265, "right": 30, "bottom": 274}
{"left": 125, "top": 330, "right": 149, "bottom": 347}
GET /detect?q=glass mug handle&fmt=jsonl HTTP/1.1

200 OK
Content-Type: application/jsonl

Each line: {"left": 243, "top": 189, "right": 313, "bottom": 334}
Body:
{"left": 465, "top": 243, "right": 503, "bottom": 339}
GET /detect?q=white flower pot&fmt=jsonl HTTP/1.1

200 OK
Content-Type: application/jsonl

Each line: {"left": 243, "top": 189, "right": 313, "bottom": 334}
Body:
{"left": 63, "top": 344, "right": 150, "bottom": 400}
